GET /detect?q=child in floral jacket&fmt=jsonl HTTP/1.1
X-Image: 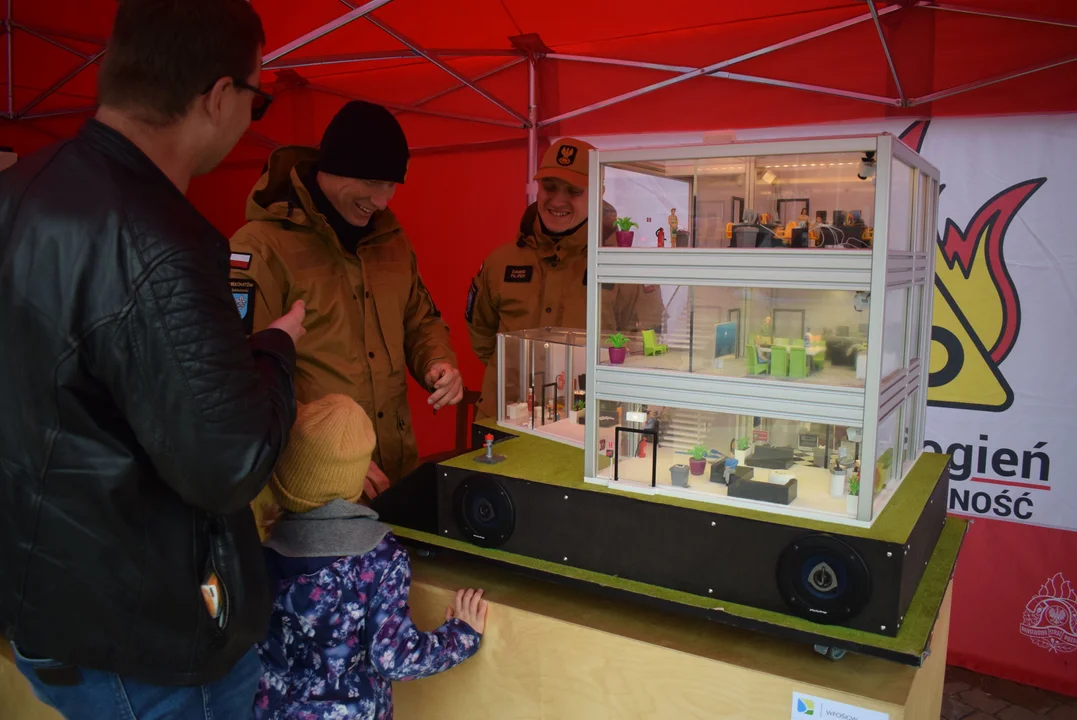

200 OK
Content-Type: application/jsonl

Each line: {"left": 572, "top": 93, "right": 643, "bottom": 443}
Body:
{"left": 255, "top": 394, "right": 487, "bottom": 719}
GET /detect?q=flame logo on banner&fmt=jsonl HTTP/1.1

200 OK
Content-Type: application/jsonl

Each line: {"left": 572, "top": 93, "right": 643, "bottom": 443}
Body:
{"left": 898, "top": 121, "right": 1045, "bottom": 412}
{"left": 1020, "top": 573, "right": 1077, "bottom": 654}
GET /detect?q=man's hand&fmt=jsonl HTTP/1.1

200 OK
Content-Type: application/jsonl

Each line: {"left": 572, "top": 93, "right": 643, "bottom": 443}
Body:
{"left": 267, "top": 300, "right": 306, "bottom": 345}
{"left": 363, "top": 460, "right": 391, "bottom": 500}
{"left": 425, "top": 362, "right": 463, "bottom": 411}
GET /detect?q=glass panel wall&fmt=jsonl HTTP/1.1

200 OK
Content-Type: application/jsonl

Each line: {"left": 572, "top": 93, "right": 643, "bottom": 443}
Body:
{"left": 592, "top": 400, "right": 865, "bottom": 520}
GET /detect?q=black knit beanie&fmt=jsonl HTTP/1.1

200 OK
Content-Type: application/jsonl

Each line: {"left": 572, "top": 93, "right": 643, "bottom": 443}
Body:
{"left": 318, "top": 101, "right": 410, "bottom": 184}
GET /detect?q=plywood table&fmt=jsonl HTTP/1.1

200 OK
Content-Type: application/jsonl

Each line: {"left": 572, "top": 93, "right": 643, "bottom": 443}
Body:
{"left": 394, "top": 552, "right": 951, "bottom": 720}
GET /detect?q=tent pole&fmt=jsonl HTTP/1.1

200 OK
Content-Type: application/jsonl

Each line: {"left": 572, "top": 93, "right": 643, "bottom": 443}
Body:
{"left": 867, "top": 0, "right": 906, "bottom": 105}
{"left": 366, "top": 17, "right": 528, "bottom": 126}
{"left": 22, "top": 105, "right": 96, "bottom": 120}
{"left": 6, "top": 0, "right": 12, "bottom": 120}
{"left": 926, "top": 3, "right": 1077, "bottom": 29}
{"left": 405, "top": 57, "right": 524, "bottom": 110}
{"left": 307, "top": 82, "right": 525, "bottom": 129}
{"left": 908, "top": 54, "right": 1077, "bottom": 106}
{"left": 17, "top": 49, "right": 105, "bottom": 119}
{"left": 711, "top": 71, "right": 899, "bottom": 106}
{"left": 547, "top": 55, "right": 900, "bottom": 108}
{"left": 538, "top": 5, "right": 900, "bottom": 127}
{"left": 262, "top": 0, "right": 394, "bottom": 66}
{"left": 527, "top": 57, "right": 538, "bottom": 205}
{"left": 13, "top": 23, "right": 96, "bottom": 59}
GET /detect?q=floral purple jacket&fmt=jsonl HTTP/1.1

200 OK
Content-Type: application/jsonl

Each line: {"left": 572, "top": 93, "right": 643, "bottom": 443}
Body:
{"left": 254, "top": 533, "right": 482, "bottom": 719}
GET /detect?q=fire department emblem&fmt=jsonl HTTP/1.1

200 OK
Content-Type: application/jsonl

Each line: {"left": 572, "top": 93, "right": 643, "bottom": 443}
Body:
{"left": 1019, "top": 573, "right": 1077, "bottom": 654}
{"left": 557, "top": 144, "right": 577, "bottom": 166}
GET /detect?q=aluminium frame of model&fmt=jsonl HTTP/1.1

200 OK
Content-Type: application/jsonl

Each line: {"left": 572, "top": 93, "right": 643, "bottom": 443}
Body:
{"left": 582, "top": 134, "right": 940, "bottom": 526}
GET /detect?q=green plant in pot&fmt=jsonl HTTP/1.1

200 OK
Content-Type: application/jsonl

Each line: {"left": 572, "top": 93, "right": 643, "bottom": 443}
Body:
{"left": 606, "top": 333, "right": 629, "bottom": 364}
{"left": 688, "top": 445, "right": 709, "bottom": 476}
{"left": 734, "top": 437, "right": 751, "bottom": 463}
{"left": 846, "top": 472, "right": 860, "bottom": 515}
{"left": 613, "top": 217, "right": 638, "bottom": 247}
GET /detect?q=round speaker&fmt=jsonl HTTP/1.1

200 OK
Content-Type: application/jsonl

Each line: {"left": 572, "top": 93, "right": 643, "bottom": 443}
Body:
{"left": 777, "top": 534, "right": 871, "bottom": 624}
{"left": 453, "top": 475, "right": 515, "bottom": 548}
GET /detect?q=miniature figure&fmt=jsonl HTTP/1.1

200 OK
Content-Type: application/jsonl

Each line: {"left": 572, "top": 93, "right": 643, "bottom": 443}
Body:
{"left": 474, "top": 432, "right": 506, "bottom": 465}
{"left": 668, "top": 208, "right": 679, "bottom": 239}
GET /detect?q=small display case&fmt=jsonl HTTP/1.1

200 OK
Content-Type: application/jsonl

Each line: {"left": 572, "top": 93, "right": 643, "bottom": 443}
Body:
{"left": 496, "top": 327, "right": 589, "bottom": 447}
{"left": 583, "top": 134, "right": 939, "bottom": 526}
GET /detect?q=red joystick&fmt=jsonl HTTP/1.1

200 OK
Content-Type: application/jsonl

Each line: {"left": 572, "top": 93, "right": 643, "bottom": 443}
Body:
{"left": 484, "top": 433, "right": 494, "bottom": 443}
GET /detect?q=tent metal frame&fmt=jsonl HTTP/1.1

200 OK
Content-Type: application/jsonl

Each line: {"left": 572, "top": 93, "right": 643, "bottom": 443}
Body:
{"left": 4, "top": 0, "right": 1076, "bottom": 196}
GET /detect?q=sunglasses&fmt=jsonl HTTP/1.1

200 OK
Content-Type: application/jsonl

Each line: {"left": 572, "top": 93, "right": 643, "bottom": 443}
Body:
{"left": 202, "top": 78, "right": 274, "bottom": 122}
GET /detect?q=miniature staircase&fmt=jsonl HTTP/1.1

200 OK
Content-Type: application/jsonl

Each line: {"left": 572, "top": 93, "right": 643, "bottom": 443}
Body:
{"left": 660, "top": 408, "right": 708, "bottom": 454}
{"left": 661, "top": 295, "right": 728, "bottom": 357}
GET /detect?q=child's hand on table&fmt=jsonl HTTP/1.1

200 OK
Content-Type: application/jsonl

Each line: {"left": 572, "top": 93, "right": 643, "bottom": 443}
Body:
{"left": 446, "top": 588, "right": 488, "bottom": 635}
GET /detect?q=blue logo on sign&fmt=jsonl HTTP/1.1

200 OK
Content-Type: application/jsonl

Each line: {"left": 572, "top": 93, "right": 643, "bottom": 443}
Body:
{"left": 234, "top": 292, "right": 249, "bottom": 319}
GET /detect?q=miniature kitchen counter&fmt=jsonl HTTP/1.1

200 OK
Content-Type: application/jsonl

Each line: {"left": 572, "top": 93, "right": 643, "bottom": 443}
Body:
{"left": 394, "top": 549, "right": 953, "bottom": 720}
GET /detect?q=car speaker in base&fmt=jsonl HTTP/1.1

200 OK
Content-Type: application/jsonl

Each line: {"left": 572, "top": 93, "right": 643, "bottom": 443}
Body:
{"left": 777, "top": 534, "right": 871, "bottom": 624}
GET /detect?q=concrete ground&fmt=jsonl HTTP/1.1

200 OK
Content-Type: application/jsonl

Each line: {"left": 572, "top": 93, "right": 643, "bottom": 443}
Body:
{"left": 943, "top": 666, "right": 1077, "bottom": 720}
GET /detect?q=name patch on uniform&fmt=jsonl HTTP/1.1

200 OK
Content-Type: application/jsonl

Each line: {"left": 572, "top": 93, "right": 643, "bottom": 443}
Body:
{"left": 230, "top": 278, "right": 256, "bottom": 334}
{"left": 229, "top": 252, "right": 252, "bottom": 270}
{"left": 504, "top": 265, "right": 533, "bottom": 283}
{"left": 465, "top": 279, "right": 478, "bottom": 324}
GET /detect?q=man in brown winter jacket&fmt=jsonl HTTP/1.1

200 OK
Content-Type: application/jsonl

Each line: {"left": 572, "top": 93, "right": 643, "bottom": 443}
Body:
{"left": 230, "top": 102, "right": 461, "bottom": 511}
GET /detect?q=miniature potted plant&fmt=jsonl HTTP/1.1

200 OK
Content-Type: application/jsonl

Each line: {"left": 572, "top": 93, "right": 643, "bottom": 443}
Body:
{"left": 569, "top": 399, "right": 585, "bottom": 424}
{"left": 613, "top": 217, "right": 638, "bottom": 247}
{"left": 734, "top": 437, "right": 750, "bottom": 464}
{"left": 688, "top": 445, "right": 709, "bottom": 476}
{"left": 846, "top": 472, "right": 860, "bottom": 515}
{"left": 670, "top": 464, "right": 690, "bottom": 488}
{"left": 606, "top": 333, "right": 629, "bottom": 364}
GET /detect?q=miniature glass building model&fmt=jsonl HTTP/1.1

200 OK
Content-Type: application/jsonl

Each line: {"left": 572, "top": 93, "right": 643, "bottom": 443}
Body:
{"left": 497, "top": 328, "right": 589, "bottom": 447}
{"left": 582, "top": 135, "right": 939, "bottom": 525}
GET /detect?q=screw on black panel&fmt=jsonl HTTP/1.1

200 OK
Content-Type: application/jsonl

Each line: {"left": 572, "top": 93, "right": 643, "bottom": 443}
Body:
{"left": 886, "top": 551, "right": 892, "bottom": 558}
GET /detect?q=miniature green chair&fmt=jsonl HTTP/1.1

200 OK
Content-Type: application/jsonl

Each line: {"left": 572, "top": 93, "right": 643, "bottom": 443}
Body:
{"left": 774, "top": 337, "right": 789, "bottom": 347}
{"left": 791, "top": 338, "right": 805, "bottom": 347}
{"left": 642, "top": 329, "right": 669, "bottom": 356}
{"left": 745, "top": 344, "right": 768, "bottom": 375}
{"left": 812, "top": 352, "right": 825, "bottom": 372}
{"left": 770, "top": 345, "right": 788, "bottom": 376}
{"left": 788, "top": 346, "right": 808, "bottom": 378}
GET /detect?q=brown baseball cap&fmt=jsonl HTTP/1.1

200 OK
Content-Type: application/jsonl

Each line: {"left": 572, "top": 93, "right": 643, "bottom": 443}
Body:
{"left": 535, "top": 137, "right": 594, "bottom": 188}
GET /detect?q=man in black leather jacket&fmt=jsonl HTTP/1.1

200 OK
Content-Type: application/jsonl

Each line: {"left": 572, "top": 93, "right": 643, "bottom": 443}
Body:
{"left": 0, "top": 1, "right": 305, "bottom": 717}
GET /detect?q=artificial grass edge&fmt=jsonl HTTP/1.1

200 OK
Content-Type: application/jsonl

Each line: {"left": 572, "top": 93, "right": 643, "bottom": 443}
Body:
{"left": 444, "top": 418, "right": 950, "bottom": 544}
{"left": 392, "top": 516, "right": 968, "bottom": 657}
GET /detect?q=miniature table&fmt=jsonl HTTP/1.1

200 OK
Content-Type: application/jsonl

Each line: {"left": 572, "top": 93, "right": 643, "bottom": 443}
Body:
{"left": 394, "top": 552, "right": 952, "bottom": 720}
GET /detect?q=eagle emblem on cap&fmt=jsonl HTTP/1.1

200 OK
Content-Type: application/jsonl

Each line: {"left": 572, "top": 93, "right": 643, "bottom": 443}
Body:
{"left": 557, "top": 144, "right": 577, "bottom": 166}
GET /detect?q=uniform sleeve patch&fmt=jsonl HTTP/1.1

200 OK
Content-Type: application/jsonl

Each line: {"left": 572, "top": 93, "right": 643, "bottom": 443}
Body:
{"left": 504, "top": 265, "right": 533, "bottom": 283}
{"left": 229, "top": 252, "right": 252, "bottom": 270}
{"left": 465, "top": 279, "right": 478, "bottom": 324}
{"left": 230, "top": 278, "right": 256, "bottom": 334}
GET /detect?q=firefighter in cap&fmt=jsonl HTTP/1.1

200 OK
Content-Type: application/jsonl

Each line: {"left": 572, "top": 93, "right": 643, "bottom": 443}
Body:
{"left": 229, "top": 101, "right": 461, "bottom": 506}
{"left": 466, "top": 137, "right": 665, "bottom": 419}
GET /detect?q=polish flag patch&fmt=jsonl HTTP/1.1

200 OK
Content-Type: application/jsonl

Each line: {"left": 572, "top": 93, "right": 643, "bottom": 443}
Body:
{"left": 230, "top": 252, "right": 252, "bottom": 270}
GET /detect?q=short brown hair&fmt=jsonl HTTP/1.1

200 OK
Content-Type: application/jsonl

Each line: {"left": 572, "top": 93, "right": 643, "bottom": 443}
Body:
{"left": 98, "top": 0, "right": 265, "bottom": 123}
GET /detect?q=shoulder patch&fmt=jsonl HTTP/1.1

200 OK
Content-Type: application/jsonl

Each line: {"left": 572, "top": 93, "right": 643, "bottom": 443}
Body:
{"left": 230, "top": 278, "right": 256, "bottom": 335}
{"left": 465, "top": 279, "right": 478, "bottom": 324}
{"left": 504, "top": 265, "right": 533, "bottom": 283}
{"left": 229, "top": 252, "right": 252, "bottom": 270}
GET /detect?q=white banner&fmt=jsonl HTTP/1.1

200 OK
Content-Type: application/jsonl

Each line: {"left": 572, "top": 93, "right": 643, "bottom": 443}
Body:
{"left": 584, "top": 114, "right": 1077, "bottom": 531}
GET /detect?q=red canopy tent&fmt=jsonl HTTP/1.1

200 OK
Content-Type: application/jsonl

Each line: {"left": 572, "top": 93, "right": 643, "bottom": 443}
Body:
{"left": 2, "top": 0, "right": 1076, "bottom": 695}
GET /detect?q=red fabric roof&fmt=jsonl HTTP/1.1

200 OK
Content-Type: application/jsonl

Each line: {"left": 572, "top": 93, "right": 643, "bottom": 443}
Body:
{"left": 3, "top": 0, "right": 1076, "bottom": 156}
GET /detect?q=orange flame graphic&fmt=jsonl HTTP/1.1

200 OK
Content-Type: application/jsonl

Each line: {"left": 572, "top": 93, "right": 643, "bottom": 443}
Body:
{"left": 899, "top": 121, "right": 1045, "bottom": 411}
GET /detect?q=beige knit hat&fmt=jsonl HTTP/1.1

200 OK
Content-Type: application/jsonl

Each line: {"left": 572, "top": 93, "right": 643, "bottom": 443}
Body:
{"left": 271, "top": 394, "right": 376, "bottom": 513}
